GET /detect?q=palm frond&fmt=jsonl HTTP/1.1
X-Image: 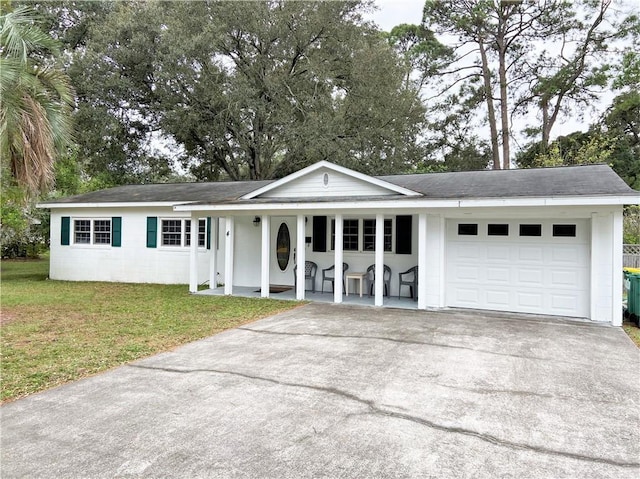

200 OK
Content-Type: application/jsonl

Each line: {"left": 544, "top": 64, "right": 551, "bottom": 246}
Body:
{"left": 0, "top": 5, "right": 60, "bottom": 62}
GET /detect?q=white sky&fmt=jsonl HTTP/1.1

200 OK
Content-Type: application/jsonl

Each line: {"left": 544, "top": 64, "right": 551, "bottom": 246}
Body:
{"left": 365, "top": 0, "right": 630, "bottom": 143}
{"left": 368, "top": 0, "right": 424, "bottom": 31}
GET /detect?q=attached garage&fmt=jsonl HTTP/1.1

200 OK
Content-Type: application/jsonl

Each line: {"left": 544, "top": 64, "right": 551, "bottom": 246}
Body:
{"left": 40, "top": 161, "right": 638, "bottom": 326}
{"left": 446, "top": 219, "right": 590, "bottom": 318}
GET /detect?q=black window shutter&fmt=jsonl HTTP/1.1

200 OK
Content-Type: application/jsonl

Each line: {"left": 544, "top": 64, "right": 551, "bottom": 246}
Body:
{"left": 312, "top": 216, "right": 327, "bottom": 252}
{"left": 61, "top": 216, "right": 70, "bottom": 246}
{"left": 146, "top": 217, "right": 157, "bottom": 248}
{"left": 206, "top": 217, "right": 212, "bottom": 250}
{"left": 396, "top": 215, "right": 412, "bottom": 254}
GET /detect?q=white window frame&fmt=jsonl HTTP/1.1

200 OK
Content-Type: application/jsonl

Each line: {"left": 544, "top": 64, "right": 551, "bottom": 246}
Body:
{"left": 330, "top": 217, "right": 394, "bottom": 253}
{"left": 73, "top": 218, "right": 112, "bottom": 246}
{"left": 160, "top": 218, "right": 207, "bottom": 249}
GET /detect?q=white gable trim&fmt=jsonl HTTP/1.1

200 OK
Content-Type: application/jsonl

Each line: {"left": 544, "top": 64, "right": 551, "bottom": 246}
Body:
{"left": 240, "top": 161, "right": 421, "bottom": 199}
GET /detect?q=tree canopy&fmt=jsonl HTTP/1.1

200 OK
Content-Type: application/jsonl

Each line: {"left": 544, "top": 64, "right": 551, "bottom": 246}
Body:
{"left": 420, "top": 0, "right": 638, "bottom": 170}
{"left": 39, "top": 0, "right": 425, "bottom": 182}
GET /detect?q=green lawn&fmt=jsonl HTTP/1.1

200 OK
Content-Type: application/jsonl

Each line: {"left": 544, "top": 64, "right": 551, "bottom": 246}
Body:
{"left": 0, "top": 257, "right": 299, "bottom": 403}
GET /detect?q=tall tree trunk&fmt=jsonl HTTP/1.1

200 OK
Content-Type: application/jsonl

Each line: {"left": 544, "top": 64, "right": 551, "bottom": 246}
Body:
{"left": 497, "top": 33, "right": 510, "bottom": 169}
{"left": 478, "top": 37, "right": 501, "bottom": 169}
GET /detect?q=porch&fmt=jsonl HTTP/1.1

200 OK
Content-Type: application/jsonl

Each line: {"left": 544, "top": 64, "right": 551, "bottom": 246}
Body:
{"left": 195, "top": 285, "right": 421, "bottom": 310}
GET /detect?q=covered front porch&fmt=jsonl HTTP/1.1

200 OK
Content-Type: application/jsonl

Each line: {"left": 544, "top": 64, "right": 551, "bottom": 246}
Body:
{"left": 184, "top": 211, "right": 436, "bottom": 311}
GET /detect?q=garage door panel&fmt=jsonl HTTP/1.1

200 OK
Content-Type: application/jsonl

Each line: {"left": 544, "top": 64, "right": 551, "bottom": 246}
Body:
{"left": 551, "top": 294, "right": 583, "bottom": 313}
{"left": 517, "top": 292, "right": 544, "bottom": 309}
{"left": 486, "top": 267, "right": 510, "bottom": 283}
{"left": 454, "top": 288, "right": 480, "bottom": 305}
{"left": 487, "top": 246, "right": 509, "bottom": 261}
{"left": 454, "top": 265, "right": 480, "bottom": 280}
{"left": 446, "top": 219, "right": 589, "bottom": 318}
{"left": 551, "top": 246, "right": 584, "bottom": 263}
{"left": 485, "top": 290, "right": 510, "bottom": 308}
{"left": 518, "top": 247, "right": 544, "bottom": 262}
{"left": 517, "top": 268, "right": 544, "bottom": 285}
{"left": 550, "top": 270, "right": 581, "bottom": 288}
{"left": 456, "top": 244, "right": 481, "bottom": 259}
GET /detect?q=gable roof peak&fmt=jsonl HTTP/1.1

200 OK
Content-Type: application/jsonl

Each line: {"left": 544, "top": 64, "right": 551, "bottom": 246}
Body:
{"left": 241, "top": 160, "right": 421, "bottom": 199}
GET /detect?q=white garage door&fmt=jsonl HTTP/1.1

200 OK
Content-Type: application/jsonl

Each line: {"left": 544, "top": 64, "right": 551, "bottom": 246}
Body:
{"left": 446, "top": 219, "right": 590, "bottom": 318}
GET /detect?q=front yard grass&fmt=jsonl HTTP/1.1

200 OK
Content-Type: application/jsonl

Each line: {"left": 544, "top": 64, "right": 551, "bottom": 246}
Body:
{"left": 0, "top": 257, "right": 299, "bottom": 403}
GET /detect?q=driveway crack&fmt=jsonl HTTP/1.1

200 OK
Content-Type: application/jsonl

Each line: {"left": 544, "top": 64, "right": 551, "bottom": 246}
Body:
{"left": 128, "top": 364, "right": 639, "bottom": 469}
{"left": 236, "top": 327, "right": 605, "bottom": 368}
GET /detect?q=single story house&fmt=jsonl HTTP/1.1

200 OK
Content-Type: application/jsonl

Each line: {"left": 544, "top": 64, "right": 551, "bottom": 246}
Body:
{"left": 39, "top": 161, "right": 639, "bottom": 326}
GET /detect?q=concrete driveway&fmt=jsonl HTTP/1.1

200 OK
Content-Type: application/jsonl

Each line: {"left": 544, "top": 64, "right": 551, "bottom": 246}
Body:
{"left": 2, "top": 304, "right": 639, "bottom": 478}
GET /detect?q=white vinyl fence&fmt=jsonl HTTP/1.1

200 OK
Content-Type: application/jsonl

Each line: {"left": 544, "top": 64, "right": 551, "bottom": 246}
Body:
{"left": 624, "top": 244, "right": 640, "bottom": 268}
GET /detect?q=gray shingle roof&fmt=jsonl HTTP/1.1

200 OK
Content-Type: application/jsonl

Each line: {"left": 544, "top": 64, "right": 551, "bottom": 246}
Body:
{"left": 379, "top": 164, "right": 637, "bottom": 198}
{"left": 41, "top": 164, "right": 637, "bottom": 206}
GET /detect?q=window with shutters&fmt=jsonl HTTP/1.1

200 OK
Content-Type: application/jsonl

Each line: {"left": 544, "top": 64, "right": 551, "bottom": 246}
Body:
{"left": 328, "top": 218, "right": 397, "bottom": 253}
{"left": 73, "top": 219, "right": 111, "bottom": 245}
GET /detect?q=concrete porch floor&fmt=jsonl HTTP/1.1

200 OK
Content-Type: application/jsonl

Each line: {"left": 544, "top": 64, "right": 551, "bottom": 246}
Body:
{"left": 195, "top": 286, "right": 420, "bottom": 309}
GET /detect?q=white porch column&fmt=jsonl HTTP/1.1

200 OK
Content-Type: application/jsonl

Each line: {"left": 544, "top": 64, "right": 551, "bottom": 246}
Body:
{"left": 418, "top": 213, "right": 428, "bottom": 310}
{"left": 224, "top": 216, "right": 234, "bottom": 295}
{"left": 296, "top": 214, "right": 306, "bottom": 300}
{"left": 334, "top": 214, "right": 344, "bottom": 303}
{"left": 612, "top": 210, "right": 623, "bottom": 326}
{"left": 374, "top": 214, "right": 384, "bottom": 306}
{"left": 261, "top": 215, "right": 271, "bottom": 298}
{"left": 209, "top": 217, "right": 218, "bottom": 289}
{"left": 189, "top": 216, "right": 199, "bottom": 293}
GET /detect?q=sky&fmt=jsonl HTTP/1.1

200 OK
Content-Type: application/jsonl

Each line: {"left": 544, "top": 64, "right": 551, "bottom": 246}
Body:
{"left": 364, "top": 0, "right": 629, "bottom": 143}
{"left": 367, "top": 0, "right": 424, "bottom": 31}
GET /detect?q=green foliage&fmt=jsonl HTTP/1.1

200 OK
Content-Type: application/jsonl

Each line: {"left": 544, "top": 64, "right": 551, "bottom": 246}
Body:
{"left": 624, "top": 206, "right": 640, "bottom": 244}
{"left": 0, "top": 2, "right": 75, "bottom": 195}
{"left": 420, "top": 0, "right": 637, "bottom": 168}
{"left": 33, "top": 0, "right": 424, "bottom": 181}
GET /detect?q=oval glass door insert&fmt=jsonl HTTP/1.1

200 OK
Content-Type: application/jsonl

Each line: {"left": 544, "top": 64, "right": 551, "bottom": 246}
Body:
{"left": 276, "top": 223, "right": 290, "bottom": 271}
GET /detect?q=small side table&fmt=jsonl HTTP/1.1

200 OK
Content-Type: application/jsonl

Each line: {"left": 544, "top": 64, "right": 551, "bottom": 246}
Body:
{"left": 345, "top": 272, "right": 367, "bottom": 297}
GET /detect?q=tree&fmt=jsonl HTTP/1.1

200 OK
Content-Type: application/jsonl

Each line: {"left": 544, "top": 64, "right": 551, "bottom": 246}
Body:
{"left": 421, "top": 0, "right": 637, "bottom": 170}
{"left": 0, "top": 2, "right": 75, "bottom": 195}
{"left": 62, "top": 0, "right": 425, "bottom": 181}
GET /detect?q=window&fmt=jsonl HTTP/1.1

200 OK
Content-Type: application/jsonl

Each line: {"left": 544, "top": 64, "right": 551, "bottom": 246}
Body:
{"left": 162, "top": 219, "right": 182, "bottom": 246}
{"left": 184, "top": 219, "right": 206, "bottom": 247}
{"left": 93, "top": 220, "right": 111, "bottom": 244}
{"left": 363, "top": 219, "right": 393, "bottom": 252}
{"left": 343, "top": 219, "right": 359, "bottom": 251}
{"left": 198, "top": 220, "right": 206, "bottom": 247}
{"left": 276, "top": 223, "right": 291, "bottom": 271}
{"left": 520, "top": 224, "right": 542, "bottom": 237}
{"left": 488, "top": 224, "right": 509, "bottom": 236}
{"left": 161, "top": 218, "right": 207, "bottom": 248}
{"left": 553, "top": 224, "right": 576, "bottom": 237}
{"left": 74, "top": 219, "right": 111, "bottom": 245}
{"left": 331, "top": 219, "right": 359, "bottom": 251}
{"left": 458, "top": 224, "right": 478, "bottom": 236}
{"left": 74, "top": 220, "right": 91, "bottom": 244}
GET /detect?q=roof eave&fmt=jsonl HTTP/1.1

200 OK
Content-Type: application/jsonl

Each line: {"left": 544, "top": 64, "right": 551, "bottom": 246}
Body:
{"left": 173, "top": 194, "right": 638, "bottom": 212}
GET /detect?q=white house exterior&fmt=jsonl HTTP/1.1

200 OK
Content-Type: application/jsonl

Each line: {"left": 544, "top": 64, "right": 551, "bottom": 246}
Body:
{"left": 39, "top": 161, "right": 640, "bottom": 326}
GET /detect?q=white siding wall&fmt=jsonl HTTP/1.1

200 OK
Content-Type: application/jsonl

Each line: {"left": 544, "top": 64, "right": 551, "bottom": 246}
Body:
{"left": 49, "top": 207, "right": 223, "bottom": 285}
{"left": 261, "top": 167, "right": 395, "bottom": 198}
{"left": 424, "top": 214, "right": 446, "bottom": 308}
{"left": 590, "top": 211, "right": 621, "bottom": 324}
